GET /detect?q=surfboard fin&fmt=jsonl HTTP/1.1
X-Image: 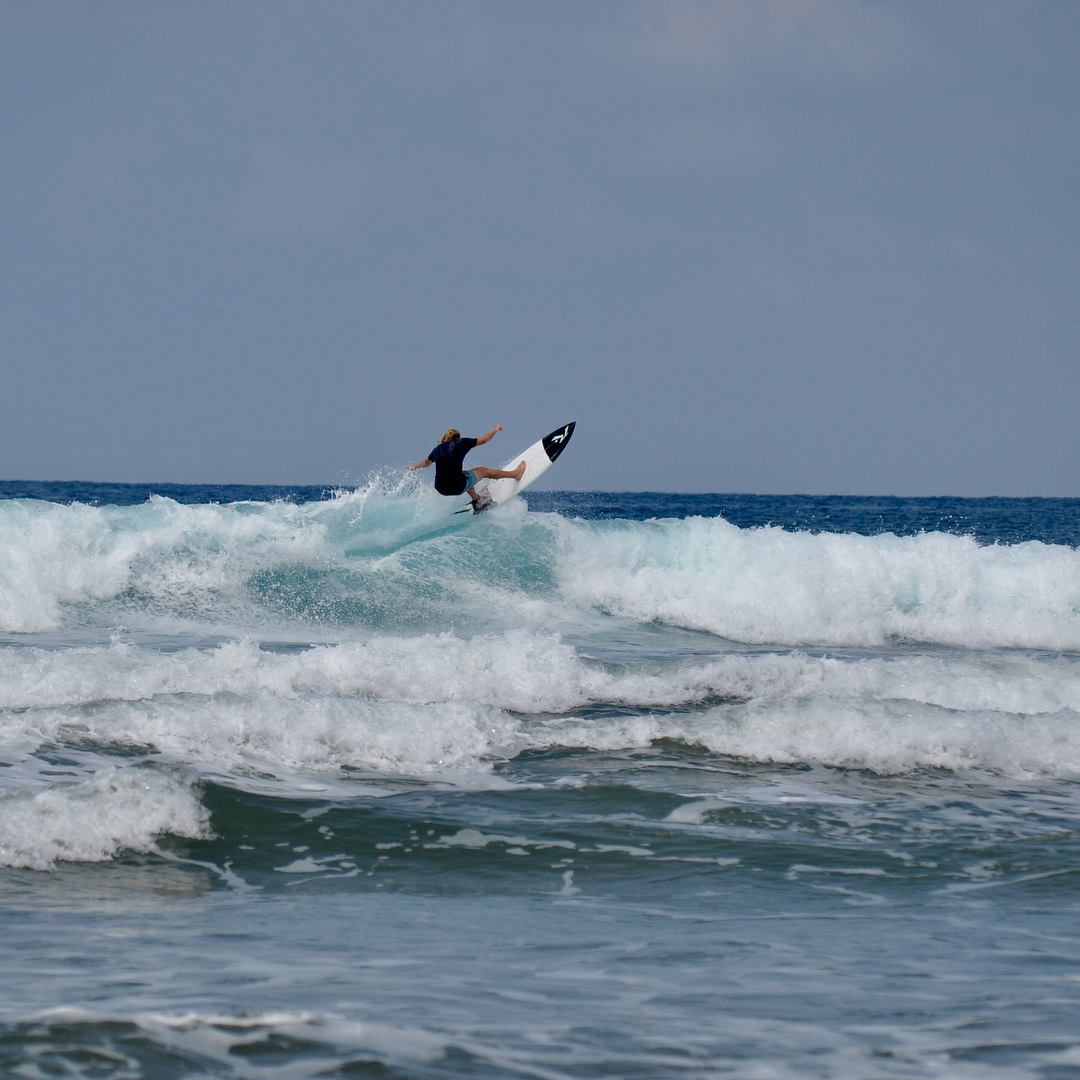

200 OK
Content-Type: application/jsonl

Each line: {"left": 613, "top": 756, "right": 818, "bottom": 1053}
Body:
{"left": 453, "top": 491, "right": 493, "bottom": 515}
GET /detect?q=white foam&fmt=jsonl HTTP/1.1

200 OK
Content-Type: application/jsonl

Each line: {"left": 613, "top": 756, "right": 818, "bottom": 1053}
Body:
{"left": 0, "top": 769, "right": 210, "bottom": 870}
{"left": 0, "top": 495, "right": 335, "bottom": 633}
{"left": 429, "top": 828, "right": 576, "bottom": 851}
{"left": 662, "top": 698, "right": 1080, "bottom": 778}
{"left": 26, "top": 1008, "right": 451, "bottom": 1068}
{"left": 556, "top": 516, "right": 1080, "bottom": 650}
{"left": 1, "top": 693, "right": 523, "bottom": 783}
{"left": 4, "top": 636, "right": 1080, "bottom": 718}
{"left": 502, "top": 695, "right": 1080, "bottom": 780}
{"left": 4, "top": 635, "right": 1080, "bottom": 781}
{"left": 275, "top": 857, "right": 329, "bottom": 873}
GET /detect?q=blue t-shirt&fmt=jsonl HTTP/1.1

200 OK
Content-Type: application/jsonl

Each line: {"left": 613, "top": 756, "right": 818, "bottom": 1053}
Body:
{"left": 429, "top": 437, "right": 478, "bottom": 495}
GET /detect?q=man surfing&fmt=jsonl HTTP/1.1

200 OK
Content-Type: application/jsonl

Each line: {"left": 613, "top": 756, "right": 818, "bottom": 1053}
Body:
{"left": 407, "top": 424, "right": 525, "bottom": 511}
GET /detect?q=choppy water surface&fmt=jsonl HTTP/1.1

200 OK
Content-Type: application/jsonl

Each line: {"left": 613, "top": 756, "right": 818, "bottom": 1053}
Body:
{"left": 2, "top": 481, "right": 1079, "bottom": 1078}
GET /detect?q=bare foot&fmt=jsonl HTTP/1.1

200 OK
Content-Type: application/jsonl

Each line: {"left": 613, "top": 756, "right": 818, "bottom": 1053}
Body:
{"left": 514, "top": 460, "right": 526, "bottom": 481}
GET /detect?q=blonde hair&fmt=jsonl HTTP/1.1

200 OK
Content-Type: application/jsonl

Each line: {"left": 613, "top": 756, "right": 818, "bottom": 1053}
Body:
{"left": 440, "top": 428, "right": 461, "bottom": 443}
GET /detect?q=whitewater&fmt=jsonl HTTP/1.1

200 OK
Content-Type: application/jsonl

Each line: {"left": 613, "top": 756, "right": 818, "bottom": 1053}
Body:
{"left": 2, "top": 481, "right": 1080, "bottom": 1078}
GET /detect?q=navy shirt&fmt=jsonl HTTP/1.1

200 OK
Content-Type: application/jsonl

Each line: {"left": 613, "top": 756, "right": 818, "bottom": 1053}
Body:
{"left": 429, "top": 437, "right": 478, "bottom": 495}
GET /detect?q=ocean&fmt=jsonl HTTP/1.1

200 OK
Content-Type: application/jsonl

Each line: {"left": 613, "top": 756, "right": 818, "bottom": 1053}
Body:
{"left": 2, "top": 479, "right": 1079, "bottom": 1079}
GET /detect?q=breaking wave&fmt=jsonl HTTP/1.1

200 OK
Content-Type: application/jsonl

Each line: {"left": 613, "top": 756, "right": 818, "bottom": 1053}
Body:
{"left": 1, "top": 490, "right": 1078, "bottom": 649}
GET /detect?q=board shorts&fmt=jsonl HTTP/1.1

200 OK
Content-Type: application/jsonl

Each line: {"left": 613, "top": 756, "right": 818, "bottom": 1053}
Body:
{"left": 463, "top": 470, "right": 478, "bottom": 490}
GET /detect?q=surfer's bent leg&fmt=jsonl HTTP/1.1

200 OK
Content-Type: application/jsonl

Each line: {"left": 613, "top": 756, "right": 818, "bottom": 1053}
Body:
{"left": 472, "top": 462, "right": 526, "bottom": 482}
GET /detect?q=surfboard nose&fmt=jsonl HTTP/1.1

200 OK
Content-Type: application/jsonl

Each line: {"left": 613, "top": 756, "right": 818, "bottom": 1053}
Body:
{"left": 542, "top": 422, "right": 576, "bottom": 462}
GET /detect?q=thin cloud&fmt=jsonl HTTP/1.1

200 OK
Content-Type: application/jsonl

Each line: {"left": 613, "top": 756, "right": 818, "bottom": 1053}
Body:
{"left": 624, "top": 0, "right": 928, "bottom": 83}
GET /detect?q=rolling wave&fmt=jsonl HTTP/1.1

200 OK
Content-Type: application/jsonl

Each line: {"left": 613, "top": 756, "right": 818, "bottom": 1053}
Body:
{"left": 1, "top": 490, "right": 1078, "bottom": 649}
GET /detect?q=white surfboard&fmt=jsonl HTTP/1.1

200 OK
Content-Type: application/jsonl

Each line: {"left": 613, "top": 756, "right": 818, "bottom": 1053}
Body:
{"left": 466, "top": 422, "right": 576, "bottom": 513}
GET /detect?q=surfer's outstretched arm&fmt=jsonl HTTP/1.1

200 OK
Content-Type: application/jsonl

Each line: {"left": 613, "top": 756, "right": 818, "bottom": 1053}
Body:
{"left": 406, "top": 458, "right": 432, "bottom": 471}
{"left": 475, "top": 423, "right": 503, "bottom": 446}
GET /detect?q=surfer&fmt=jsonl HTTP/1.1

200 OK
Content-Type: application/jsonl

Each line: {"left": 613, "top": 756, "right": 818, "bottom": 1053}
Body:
{"left": 407, "top": 424, "right": 525, "bottom": 510}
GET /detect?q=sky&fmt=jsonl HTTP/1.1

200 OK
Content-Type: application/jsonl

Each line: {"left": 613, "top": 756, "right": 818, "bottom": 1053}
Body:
{"left": 2, "top": 1, "right": 1078, "bottom": 495}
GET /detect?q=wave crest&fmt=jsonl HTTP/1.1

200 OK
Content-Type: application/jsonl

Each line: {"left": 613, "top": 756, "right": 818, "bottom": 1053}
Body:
{"left": 2, "top": 495, "right": 1078, "bottom": 650}
{"left": 0, "top": 769, "right": 210, "bottom": 870}
{"left": 558, "top": 516, "right": 1080, "bottom": 649}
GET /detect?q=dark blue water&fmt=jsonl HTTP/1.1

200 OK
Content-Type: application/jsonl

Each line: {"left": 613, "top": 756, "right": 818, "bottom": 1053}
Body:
{"left": 3, "top": 480, "right": 1077, "bottom": 545}
{"left": 2, "top": 481, "right": 1079, "bottom": 1077}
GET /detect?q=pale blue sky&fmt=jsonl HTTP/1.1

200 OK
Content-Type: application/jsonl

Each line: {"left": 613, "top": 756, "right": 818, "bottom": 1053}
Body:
{"left": 2, "top": 1, "right": 1077, "bottom": 494}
